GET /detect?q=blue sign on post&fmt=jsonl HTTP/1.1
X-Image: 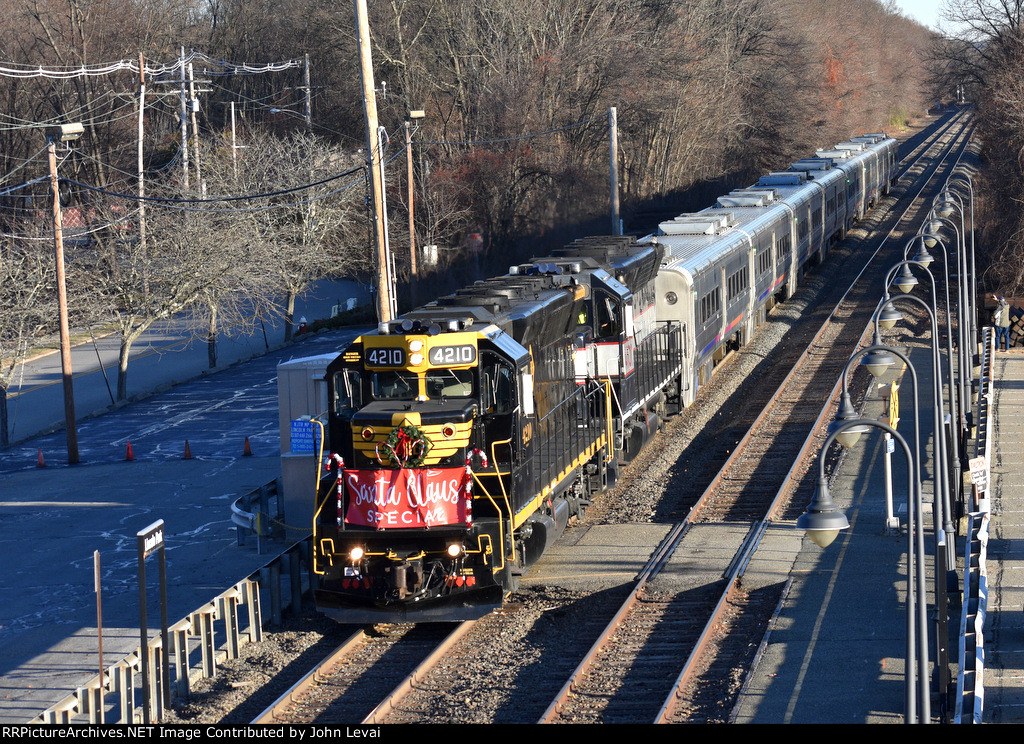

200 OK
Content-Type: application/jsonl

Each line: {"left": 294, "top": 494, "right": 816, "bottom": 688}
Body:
{"left": 291, "top": 419, "right": 317, "bottom": 454}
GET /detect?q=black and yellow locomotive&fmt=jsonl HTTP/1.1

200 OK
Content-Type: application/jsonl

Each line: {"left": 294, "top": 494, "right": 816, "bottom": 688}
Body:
{"left": 313, "top": 237, "right": 684, "bottom": 621}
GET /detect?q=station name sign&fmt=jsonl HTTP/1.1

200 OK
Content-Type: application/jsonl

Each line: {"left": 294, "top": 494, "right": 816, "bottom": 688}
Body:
{"left": 138, "top": 520, "right": 165, "bottom": 559}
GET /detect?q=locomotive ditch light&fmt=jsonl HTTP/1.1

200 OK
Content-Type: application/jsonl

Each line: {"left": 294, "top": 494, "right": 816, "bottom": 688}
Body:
{"left": 350, "top": 546, "right": 365, "bottom": 562}
{"left": 797, "top": 477, "right": 850, "bottom": 548}
{"left": 447, "top": 543, "right": 465, "bottom": 558}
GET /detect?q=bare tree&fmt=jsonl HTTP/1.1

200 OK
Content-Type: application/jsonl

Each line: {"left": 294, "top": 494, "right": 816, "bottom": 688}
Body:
{"left": 0, "top": 236, "right": 56, "bottom": 446}
{"left": 213, "top": 128, "right": 370, "bottom": 340}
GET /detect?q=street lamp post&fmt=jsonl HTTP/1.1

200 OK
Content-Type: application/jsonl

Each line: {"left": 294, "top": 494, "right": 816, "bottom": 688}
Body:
{"left": 945, "top": 175, "right": 976, "bottom": 348}
{"left": 46, "top": 122, "right": 84, "bottom": 465}
{"left": 927, "top": 210, "right": 973, "bottom": 440}
{"left": 405, "top": 109, "right": 425, "bottom": 306}
{"left": 798, "top": 418, "right": 930, "bottom": 723}
{"left": 884, "top": 260, "right": 958, "bottom": 563}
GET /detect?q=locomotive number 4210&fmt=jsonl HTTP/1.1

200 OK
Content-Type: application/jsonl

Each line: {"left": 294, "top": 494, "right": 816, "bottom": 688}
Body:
{"left": 428, "top": 344, "right": 477, "bottom": 365}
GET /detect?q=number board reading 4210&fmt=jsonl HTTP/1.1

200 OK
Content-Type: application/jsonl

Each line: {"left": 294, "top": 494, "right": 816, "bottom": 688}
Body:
{"left": 366, "top": 347, "right": 405, "bottom": 367}
{"left": 428, "top": 344, "right": 477, "bottom": 365}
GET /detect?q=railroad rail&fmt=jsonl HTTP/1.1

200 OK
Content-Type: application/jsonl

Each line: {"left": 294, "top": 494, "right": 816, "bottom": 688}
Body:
{"left": 536, "top": 111, "right": 975, "bottom": 724}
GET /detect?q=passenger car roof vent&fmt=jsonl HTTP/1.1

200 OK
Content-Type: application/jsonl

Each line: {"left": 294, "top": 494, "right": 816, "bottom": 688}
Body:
{"left": 835, "top": 142, "right": 866, "bottom": 152}
{"left": 815, "top": 148, "right": 852, "bottom": 160}
{"left": 790, "top": 158, "right": 833, "bottom": 172}
{"left": 757, "top": 171, "right": 806, "bottom": 186}
{"left": 658, "top": 212, "right": 734, "bottom": 236}
{"left": 717, "top": 191, "right": 771, "bottom": 207}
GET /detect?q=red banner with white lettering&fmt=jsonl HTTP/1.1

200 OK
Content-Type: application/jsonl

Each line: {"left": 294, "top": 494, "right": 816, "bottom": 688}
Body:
{"left": 344, "top": 467, "right": 470, "bottom": 529}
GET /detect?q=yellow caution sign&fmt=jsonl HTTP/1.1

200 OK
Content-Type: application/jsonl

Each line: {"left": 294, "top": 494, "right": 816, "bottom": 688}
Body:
{"left": 878, "top": 382, "right": 900, "bottom": 428}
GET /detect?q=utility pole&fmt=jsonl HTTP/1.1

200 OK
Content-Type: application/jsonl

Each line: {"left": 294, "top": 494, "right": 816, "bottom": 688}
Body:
{"left": 405, "top": 110, "right": 424, "bottom": 306}
{"left": 188, "top": 62, "right": 203, "bottom": 194}
{"left": 609, "top": 106, "right": 620, "bottom": 236}
{"left": 230, "top": 101, "right": 238, "bottom": 181}
{"left": 47, "top": 127, "right": 83, "bottom": 464}
{"left": 304, "top": 53, "right": 312, "bottom": 131}
{"left": 354, "top": 0, "right": 393, "bottom": 323}
{"left": 179, "top": 47, "right": 189, "bottom": 190}
{"left": 138, "top": 54, "right": 148, "bottom": 297}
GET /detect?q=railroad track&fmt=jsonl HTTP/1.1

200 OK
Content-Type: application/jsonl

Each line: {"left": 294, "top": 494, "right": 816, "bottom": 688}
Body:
{"left": 251, "top": 622, "right": 469, "bottom": 724}
{"left": 181, "top": 112, "right": 972, "bottom": 726}
{"left": 537, "top": 111, "right": 975, "bottom": 724}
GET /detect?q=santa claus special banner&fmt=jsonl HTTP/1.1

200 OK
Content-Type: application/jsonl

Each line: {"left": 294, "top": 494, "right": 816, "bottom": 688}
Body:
{"left": 344, "top": 467, "right": 470, "bottom": 529}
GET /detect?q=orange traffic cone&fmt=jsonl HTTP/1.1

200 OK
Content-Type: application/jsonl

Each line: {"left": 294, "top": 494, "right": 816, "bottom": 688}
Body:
{"left": 125, "top": 441, "right": 135, "bottom": 461}
{"left": 37, "top": 448, "right": 45, "bottom": 468}
{"left": 183, "top": 440, "right": 193, "bottom": 460}
{"left": 243, "top": 437, "right": 253, "bottom": 456}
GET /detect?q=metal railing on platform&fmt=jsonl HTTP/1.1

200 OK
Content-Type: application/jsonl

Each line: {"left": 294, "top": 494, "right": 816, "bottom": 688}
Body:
{"left": 955, "top": 326, "right": 995, "bottom": 723}
{"left": 31, "top": 531, "right": 313, "bottom": 724}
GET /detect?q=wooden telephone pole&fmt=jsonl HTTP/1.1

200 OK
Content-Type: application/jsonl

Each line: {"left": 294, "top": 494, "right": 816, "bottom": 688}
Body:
{"left": 354, "top": 0, "right": 394, "bottom": 323}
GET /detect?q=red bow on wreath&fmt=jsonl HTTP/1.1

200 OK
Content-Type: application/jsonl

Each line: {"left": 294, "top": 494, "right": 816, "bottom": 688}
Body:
{"left": 376, "top": 422, "right": 431, "bottom": 468}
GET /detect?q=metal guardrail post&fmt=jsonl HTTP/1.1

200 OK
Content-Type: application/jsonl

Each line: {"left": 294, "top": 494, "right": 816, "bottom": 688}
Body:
{"left": 242, "top": 578, "right": 262, "bottom": 644}
{"left": 146, "top": 642, "right": 163, "bottom": 722}
{"left": 267, "top": 563, "right": 283, "bottom": 625}
{"left": 171, "top": 620, "right": 190, "bottom": 698}
{"left": 195, "top": 608, "right": 216, "bottom": 678}
{"left": 113, "top": 657, "right": 136, "bottom": 723}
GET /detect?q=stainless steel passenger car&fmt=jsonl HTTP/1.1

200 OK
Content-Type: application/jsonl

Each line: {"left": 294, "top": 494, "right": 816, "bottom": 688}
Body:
{"left": 652, "top": 133, "right": 898, "bottom": 405}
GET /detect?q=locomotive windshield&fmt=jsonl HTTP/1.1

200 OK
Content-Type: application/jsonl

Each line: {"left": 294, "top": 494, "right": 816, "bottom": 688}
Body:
{"left": 371, "top": 370, "right": 419, "bottom": 400}
{"left": 369, "top": 368, "right": 476, "bottom": 401}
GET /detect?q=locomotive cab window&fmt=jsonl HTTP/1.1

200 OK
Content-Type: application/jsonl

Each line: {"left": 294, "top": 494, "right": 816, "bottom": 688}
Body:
{"left": 333, "top": 369, "right": 364, "bottom": 413}
{"left": 372, "top": 370, "right": 419, "bottom": 400}
{"left": 594, "top": 291, "right": 622, "bottom": 340}
{"left": 481, "top": 355, "right": 515, "bottom": 414}
{"left": 425, "top": 368, "right": 474, "bottom": 399}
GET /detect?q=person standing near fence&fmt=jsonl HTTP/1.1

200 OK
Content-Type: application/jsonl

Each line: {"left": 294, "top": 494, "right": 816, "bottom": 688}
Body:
{"left": 996, "top": 296, "right": 1011, "bottom": 351}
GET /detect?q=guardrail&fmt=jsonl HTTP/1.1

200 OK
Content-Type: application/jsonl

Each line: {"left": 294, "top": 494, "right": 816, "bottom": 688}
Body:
{"left": 31, "top": 533, "right": 314, "bottom": 724}
{"left": 955, "top": 326, "right": 994, "bottom": 723}
{"left": 231, "top": 478, "right": 285, "bottom": 553}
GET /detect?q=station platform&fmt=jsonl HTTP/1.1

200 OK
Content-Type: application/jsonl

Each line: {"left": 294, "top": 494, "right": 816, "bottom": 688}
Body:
{"left": 734, "top": 341, "right": 1023, "bottom": 724}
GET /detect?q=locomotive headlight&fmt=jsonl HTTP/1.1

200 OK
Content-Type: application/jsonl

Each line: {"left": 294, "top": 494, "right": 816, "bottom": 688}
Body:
{"left": 349, "top": 546, "right": 365, "bottom": 562}
{"left": 409, "top": 339, "right": 424, "bottom": 352}
{"left": 410, "top": 353, "right": 424, "bottom": 365}
{"left": 447, "top": 543, "right": 465, "bottom": 558}
{"left": 665, "top": 291, "right": 678, "bottom": 305}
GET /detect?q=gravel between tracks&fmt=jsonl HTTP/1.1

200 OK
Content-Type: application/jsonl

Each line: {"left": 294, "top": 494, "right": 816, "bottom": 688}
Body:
{"left": 163, "top": 119, "right": 938, "bottom": 725}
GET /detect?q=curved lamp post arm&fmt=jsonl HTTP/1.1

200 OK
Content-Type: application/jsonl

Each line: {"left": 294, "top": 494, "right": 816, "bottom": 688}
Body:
{"left": 799, "top": 419, "right": 930, "bottom": 723}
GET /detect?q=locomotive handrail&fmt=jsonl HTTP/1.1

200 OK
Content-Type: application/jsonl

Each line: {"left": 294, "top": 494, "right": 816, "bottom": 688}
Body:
{"left": 468, "top": 471, "right": 509, "bottom": 571}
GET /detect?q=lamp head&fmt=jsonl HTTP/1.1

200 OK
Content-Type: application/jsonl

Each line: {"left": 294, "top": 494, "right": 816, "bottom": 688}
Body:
{"left": 797, "top": 477, "right": 850, "bottom": 548}
{"left": 829, "top": 394, "right": 869, "bottom": 447}
{"left": 895, "top": 264, "right": 918, "bottom": 293}
{"left": 878, "top": 300, "right": 902, "bottom": 330}
{"left": 910, "top": 237, "right": 934, "bottom": 267}
{"left": 863, "top": 345, "right": 896, "bottom": 379}
{"left": 47, "top": 122, "right": 84, "bottom": 143}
